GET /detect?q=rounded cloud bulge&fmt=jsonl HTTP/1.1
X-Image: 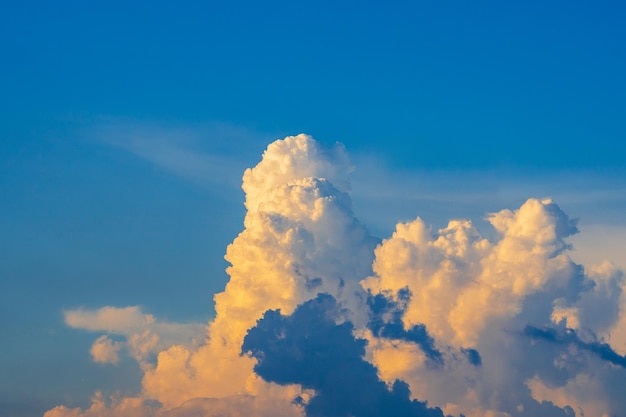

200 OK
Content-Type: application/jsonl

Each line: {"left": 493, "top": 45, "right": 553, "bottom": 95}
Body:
{"left": 47, "top": 135, "right": 626, "bottom": 417}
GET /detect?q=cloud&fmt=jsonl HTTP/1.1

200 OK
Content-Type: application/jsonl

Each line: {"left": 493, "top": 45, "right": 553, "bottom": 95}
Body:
{"left": 90, "top": 336, "right": 123, "bottom": 365}
{"left": 137, "top": 135, "right": 377, "bottom": 408}
{"left": 524, "top": 325, "right": 626, "bottom": 368}
{"left": 47, "top": 134, "right": 626, "bottom": 417}
{"left": 358, "top": 197, "right": 615, "bottom": 416}
{"left": 44, "top": 392, "right": 302, "bottom": 417}
{"left": 65, "top": 306, "right": 152, "bottom": 333}
{"left": 242, "top": 293, "right": 445, "bottom": 417}
{"left": 64, "top": 306, "right": 205, "bottom": 367}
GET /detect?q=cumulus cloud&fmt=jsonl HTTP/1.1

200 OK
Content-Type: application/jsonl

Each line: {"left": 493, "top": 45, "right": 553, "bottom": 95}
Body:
{"left": 358, "top": 196, "right": 623, "bottom": 416}
{"left": 64, "top": 306, "right": 205, "bottom": 367}
{"left": 48, "top": 134, "right": 626, "bottom": 417}
{"left": 134, "top": 134, "right": 378, "bottom": 411}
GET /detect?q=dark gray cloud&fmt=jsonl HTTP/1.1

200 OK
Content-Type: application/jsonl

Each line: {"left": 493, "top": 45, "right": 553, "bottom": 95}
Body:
{"left": 460, "top": 348, "right": 481, "bottom": 366}
{"left": 367, "top": 289, "right": 486, "bottom": 368}
{"left": 525, "top": 325, "right": 626, "bottom": 368}
{"left": 242, "top": 293, "right": 446, "bottom": 417}
{"left": 367, "top": 289, "right": 445, "bottom": 367}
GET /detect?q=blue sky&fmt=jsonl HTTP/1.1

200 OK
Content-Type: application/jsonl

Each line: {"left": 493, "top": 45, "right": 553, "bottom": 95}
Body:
{"left": 1, "top": 1, "right": 626, "bottom": 416}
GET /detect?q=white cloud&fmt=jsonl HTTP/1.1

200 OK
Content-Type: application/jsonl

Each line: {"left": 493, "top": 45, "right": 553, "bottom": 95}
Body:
{"left": 64, "top": 306, "right": 205, "bottom": 367}
{"left": 65, "top": 306, "right": 151, "bottom": 333}
{"left": 142, "top": 134, "right": 376, "bottom": 406}
{"left": 48, "top": 135, "right": 626, "bottom": 417}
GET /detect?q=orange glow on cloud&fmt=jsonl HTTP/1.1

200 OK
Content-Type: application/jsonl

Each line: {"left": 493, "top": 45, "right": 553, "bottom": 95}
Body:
{"left": 48, "top": 135, "right": 626, "bottom": 417}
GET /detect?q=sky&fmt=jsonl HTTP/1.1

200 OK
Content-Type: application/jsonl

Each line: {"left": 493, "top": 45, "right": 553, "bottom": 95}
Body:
{"left": 1, "top": 1, "right": 626, "bottom": 416}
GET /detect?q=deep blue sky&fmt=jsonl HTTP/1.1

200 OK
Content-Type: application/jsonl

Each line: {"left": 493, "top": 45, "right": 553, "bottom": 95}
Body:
{"left": 3, "top": 1, "right": 625, "bottom": 167}
{"left": 1, "top": 1, "right": 625, "bottom": 416}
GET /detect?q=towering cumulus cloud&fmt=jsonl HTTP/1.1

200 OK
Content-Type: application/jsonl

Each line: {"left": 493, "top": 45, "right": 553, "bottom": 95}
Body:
{"left": 47, "top": 134, "right": 626, "bottom": 417}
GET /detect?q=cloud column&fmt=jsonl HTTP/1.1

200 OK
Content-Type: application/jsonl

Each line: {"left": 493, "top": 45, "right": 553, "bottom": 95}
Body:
{"left": 142, "top": 134, "right": 377, "bottom": 409}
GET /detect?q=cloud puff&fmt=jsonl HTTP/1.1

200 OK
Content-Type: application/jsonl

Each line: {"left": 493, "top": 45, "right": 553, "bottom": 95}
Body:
{"left": 65, "top": 306, "right": 151, "bottom": 333}
{"left": 48, "top": 134, "right": 626, "bottom": 417}
{"left": 362, "top": 197, "right": 580, "bottom": 348}
{"left": 90, "top": 335, "right": 123, "bottom": 365}
{"left": 64, "top": 306, "right": 205, "bottom": 367}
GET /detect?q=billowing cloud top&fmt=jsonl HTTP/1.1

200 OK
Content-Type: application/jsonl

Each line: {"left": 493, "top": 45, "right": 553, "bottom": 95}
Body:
{"left": 47, "top": 134, "right": 626, "bottom": 417}
{"left": 242, "top": 135, "right": 353, "bottom": 212}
